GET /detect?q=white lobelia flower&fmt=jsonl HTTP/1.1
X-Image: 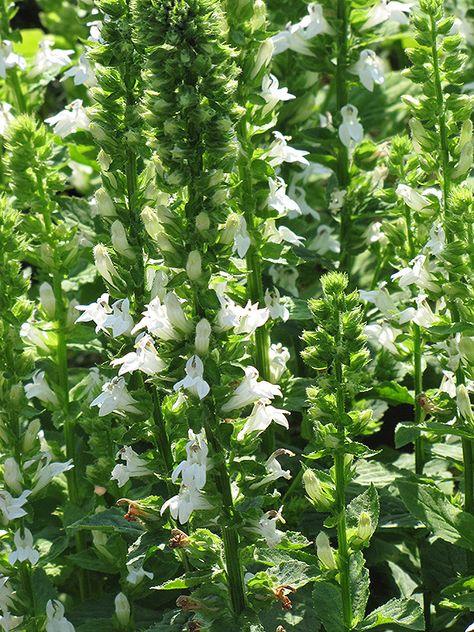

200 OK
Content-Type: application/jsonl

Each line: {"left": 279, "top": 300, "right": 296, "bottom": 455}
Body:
{"left": 171, "top": 429, "right": 208, "bottom": 491}
{"left": 425, "top": 222, "right": 445, "bottom": 257}
{"left": 222, "top": 366, "right": 282, "bottom": 412}
{"left": 252, "top": 508, "right": 285, "bottom": 547}
{"left": 267, "top": 177, "right": 301, "bottom": 217}
{"left": 287, "top": 179, "right": 319, "bottom": 220}
{"left": 220, "top": 213, "right": 251, "bottom": 258}
{"left": 366, "top": 221, "right": 387, "bottom": 246}
{"left": 395, "top": 184, "right": 431, "bottom": 213}
{"left": 269, "top": 265, "right": 299, "bottom": 297}
{"left": 3, "top": 458, "right": 23, "bottom": 495}
{"left": 260, "top": 74, "right": 295, "bottom": 117}
{"left": 45, "top": 99, "right": 90, "bottom": 137}
{"left": 24, "top": 370, "right": 59, "bottom": 407}
{"left": 30, "top": 40, "right": 73, "bottom": 77}
{"left": 132, "top": 293, "right": 192, "bottom": 341}
{"left": 440, "top": 370, "right": 457, "bottom": 398}
{"left": 391, "top": 254, "right": 439, "bottom": 292}
{"left": 75, "top": 293, "right": 111, "bottom": 333}
{"left": 338, "top": 105, "right": 363, "bottom": 149}
{"left": 266, "top": 221, "right": 305, "bottom": 247}
{"left": 28, "top": 454, "right": 74, "bottom": 496}
{"left": 0, "top": 611, "right": 23, "bottom": 631}
{"left": 351, "top": 50, "right": 384, "bottom": 91}
{"left": 103, "top": 298, "right": 134, "bottom": 337}
{"left": 362, "top": 0, "right": 414, "bottom": 30}
{"left": 0, "top": 102, "right": 14, "bottom": 136}
{"left": 466, "top": 624, "right": 474, "bottom": 632}
{"left": 45, "top": 600, "right": 75, "bottom": 632}
{"left": 111, "top": 334, "right": 165, "bottom": 376}
{"left": 0, "top": 576, "right": 14, "bottom": 612}
{"left": 90, "top": 377, "right": 140, "bottom": 417}
{"left": 359, "top": 284, "right": 396, "bottom": 316}
{"left": 93, "top": 244, "right": 119, "bottom": 288}
{"left": 269, "top": 343, "right": 291, "bottom": 382}
{"left": 234, "top": 301, "right": 269, "bottom": 335}
{"left": 272, "top": 3, "right": 331, "bottom": 56}
{"left": 329, "top": 188, "right": 346, "bottom": 211}
{"left": 0, "top": 490, "right": 31, "bottom": 523}
{"left": 173, "top": 355, "right": 210, "bottom": 400}
{"left": 216, "top": 296, "right": 244, "bottom": 332}
{"left": 398, "top": 294, "right": 436, "bottom": 328}
{"left": 0, "top": 40, "right": 26, "bottom": 78}
{"left": 250, "top": 449, "right": 294, "bottom": 489}
{"left": 316, "top": 532, "right": 337, "bottom": 569}
{"left": 309, "top": 224, "right": 340, "bottom": 255}
{"left": 111, "top": 446, "right": 151, "bottom": 488}
{"left": 161, "top": 486, "right": 212, "bottom": 524}
{"left": 62, "top": 53, "right": 96, "bottom": 86}
{"left": 126, "top": 560, "right": 153, "bottom": 585}
{"left": 365, "top": 322, "right": 398, "bottom": 354}
{"left": 265, "top": 288, "right": 289, "bottom": 322}
{"left": 267, "top": 131, "right": 310, "bottom": 167}
{"left": 20, "top": 323, "right": 51, "bottom": 353}
{"left": 8, "top": 529, "right": 40, "bottom": 565}
{"left": 237, "top": 398, "right": 290, "bottom": 439}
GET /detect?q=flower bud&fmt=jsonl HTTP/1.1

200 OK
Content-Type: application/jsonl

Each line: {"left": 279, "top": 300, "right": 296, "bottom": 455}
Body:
{"left": 4, "top": 457, "right": 23, "bottom": 494}
{"left": 316, "top": 532, "right": 337, "bottom": 570}
{"left": 97, "top": 149, "right": 111, "bottom": 171}
{"left": 141, "top": 207, "right": 174, "bottom": 252}
{"left": 195, "top": 212, "right": 210, "bottom": 232}
{"left": 93, "top": 244, "right": 119, "bottom": 288}
{"left": 250, "top": 0, "right": 266, "bottom": 30}
{"left": 303, "top": 469, "right": 332, "bottom": 510}
{"left": 457, "top": 384, "right": 473, "bottom": 422}
{"left": 9, "top": 383, "right": 23, "bottom": 406}
{"left": 66, "top": 299, "right": 79, "bottom": 328}
{"left": 219, "top": 213, "right": 240, "bottom": 245}
{"left": 165, "top": 293, "right": 193, "bottom": 335}
{"left": 114, "top": 592, "right": 131, "bottom": 628}
{"left": 251, "top": 38, "right": 274, "bottom": 79}
{"left": 356, "top": 512, "right": 372, "bottom": 542}
{"left": 459, "top": 337, "right": 474, "bottom": 363}
{"left": 94, "top": 188, "right": 116, "bottom": 216}
{"left": 195, "top": 319, "right": 211, "bottom": 355}
{"left": 20, "top": 323, "right": 50, "bottom": 353}
{"left": 111, "top": 220, "right": 135, "bottom": 260}
{"left": 40, "top": 243, "right": 54, "bottom": 267}
{"left": 186, "top": 251, "right": 202, "bottom": 281}
{"left": 39, "top": 282, "right": 56, "bottom": 319}
{"left": 23, "top": 419, "right": 41, "bottom": 453}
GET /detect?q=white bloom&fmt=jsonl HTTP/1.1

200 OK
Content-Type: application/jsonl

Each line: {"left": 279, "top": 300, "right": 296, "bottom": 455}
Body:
{"left": 366, "top": 221, "right": 387, "bottom": 245}
{"left": 440, "top": 370, "right": 457, "bottom": 398}
{"left": 309, "top": 224, "right": 340, "bottom": 255}
{"left": 114, "top": 593, "right": 130, "bottom": 628}
{"left": 269, "top": 265, "right": 299, "bottom": 297}
{"left": 111, "top": 334, "right": 165, "bottom": 376}
{"left": 103, "top": 298, "right": 134, "bottom": 337}
{"left": 31, "top": 40, "right": 73, "bottom": 77}
{"left": 0, "top": 102, "right": 14, "bottom": 136}
{"left": 0, "top": 611, "right": 23, "bottom": 631}
{"left": 237, "top": 398, "right": 289, "bottom": 439}
{"left": 287, "top": 179, "right": 319, "bottom": 219}
{"left": 267, "top": 131, "right": 309, "bottom": 167}
{"left": 90, "top": 377, "right": 140, "bottom": 417}
{"left": 28, "top": 454, "right": 74, "bottom": 496}
{"left": 398, "top": 294, "right": 436, "bottom": 328}
{"left": 235, "top": 301, "right": 269, "bottom": 335}
{"left": 0, "top": 40, "right": 26, "bottom": 78}
{"left": 391, "top": 254, "right": 439, "bottom": 292}
{"left": 8, "top": 529, "right": 40, "bottom": 565}
{"left": 0, "top": 490, "right": 30, "bottom": 522}
{"left": 359, "top": 284, "right": 396, "bottom": 316}
{"left": 126, "top": 560, "right": 153, "bottom": 585}
{"left": 233, "top": 216, "right": 251, "bottom": 258}
{"left": 132, "top": 296, "right": 181, "bottom": 341}
{"left": 272, "top": 3, "right": 331, "bottom": 56}
{"left": 296, "top": 3, "right": 332, "bottom": 38}
{"left": 396, "top": 184, "right": 431, "bottom": 213}
{"left": 267, "top": 177, "right": 301, "bottom": 216}
{"left": 75, "top": 293, "right": 111, "bottom": 333}
{"left": 111, "top": 446, "right": 151, "bottom": 488}
{"left": 161, "top": 486, "right": 211, "bottom": 524}
{"left": 24, "top": 370, "right": 59, "bottom": 407}
{"left": 45, "top": 99, "right": 89, "bottom": 137}
{"left": 173, "top": 355, "right": 210, "bottom": 400}
{"left": 265, "top": 288, "right": 289, "bottom": 322}
{"left": 269, "top": 343, "right": 290, "bottom": 382}
{"left": 223, "top": 366, "right": 282, "bottom": 412}
{"left": 252, "top": 508, "right": 285, "bottom": 547}
{"left": 365, "top": 322, "right": 398, "bottom": 354}
{"left": 45, "top": 600, "right": 75, "bottom": 632}
{"left": 338, "top": 105, "right": 363, "bottom": 149}
{"left": 216, "top": 296, "right": 243, "bottom": 331}
{"left": 62, "top": 53, "right": 95, "bottom": 86}
{"left": 465, "top": 624, "right": 474, "bottom": 632}
{"left": 0, "top": 577, "right": 14, "bottom": 612}
{"left": 363, "top": 0, "right": 413, "bottom": 30}
{"left": 88, "top": 20, "right": 103, "bottom": 44}
{"left": 425, "top": 222, "right": 445, "bottom": 257}
{"left": 172, "top": 429, "right": 208, "bottom": 491}
{"left": 20, "top": 323, "right": 50, "bottom": 352}
{"left": 329, "top": 189, "right": 346, "bottom": 211}
{"left": 260, "top": 74, "right": 295, "bottom": 116}
{"left": 93, "top": 244, "right": 119, "bottom": 287}
{"left": 351, "top": 50, "right": 384, "bottom": 91}
{"left": 266, "top": 221, "right": 304, "bottom": 247}
{"left": 250, "top": 449, "right": 294, "bottom": 489}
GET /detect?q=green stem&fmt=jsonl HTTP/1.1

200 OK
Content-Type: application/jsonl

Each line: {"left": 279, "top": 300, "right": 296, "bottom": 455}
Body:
{"left": 0, "top": 0, "right": 27, "bottom": 113}
{"left": 335, "top": 0, "right": 351, "bottom": 273}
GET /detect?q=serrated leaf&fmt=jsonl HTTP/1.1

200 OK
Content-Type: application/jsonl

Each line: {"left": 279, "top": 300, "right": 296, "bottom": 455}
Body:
{"left": 369, "top": 382, "right": 414, "bottom": 405}
{"left": 357, "top": 597, "right": 424, "bottom": 630}
{"left": 67, "top": 508, "right": 145, "bottom": 538}
{"left": 152, "top": 573, "right": 213, "bottom": 591}
{"left": 312, "top": 581, "right": 344, "bottom": 632}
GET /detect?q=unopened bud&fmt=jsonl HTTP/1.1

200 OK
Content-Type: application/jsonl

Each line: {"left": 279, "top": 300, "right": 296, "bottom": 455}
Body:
{"left": 165, "top": 293, "right": 192, "bottom": 335}
{"left": 195, "top": 212, "right": 210, "bottom": 232}
{"left": 114, "top": 592, "right": 130, "bottom": 628}
{"left": 195, "top": 319, "right": 211, "bottom": 355}
{"left": 316, "top": 532, "right": 337, "bottom": 570}
{"left": 3, "top": 457, "right": 23, "bottom": 494}
{"left": 97, "top": 149, "right": 111, "bottom": 171}
{"left": 39, "top": 282, "right": 56, "bottom": 319}
{"left": 94, "top": 188, "right": 115, "bottom": 216}
{"left": 186, "top": 251, "right": 202, "bottom": 281}
{"left": 141, "top": 207, "right": 173, "bottom": 252}
{"left": 250, "top": 0, "right": 266, "bottom": 30}
{"left": 23, "top": 419, "right": 41, "bottom": 452}
{"left": 220, "top": 213, "right": 240, "bottom": 245}
{"left": 9, "top": 383, "right": 23, "bottom": 406}
{"left": 459, "top": 337, "right": 474, "bottom": 363}
{"left": 303, "top": 469, "right": 322, "bottom": 502}
{"left": 251, "top": 38, "right": 274, "bottom": 79}
{"left": 93, "top": 244, "right": 119, "bottom": 288}
{"left": 111, "top": 220, "right": 135, "bottom": 260}
{"left": 357, "top": 512, "right": 372, "bottom": 542}
{"left": 457, "top": 384, "right": 473, "bottom": 422}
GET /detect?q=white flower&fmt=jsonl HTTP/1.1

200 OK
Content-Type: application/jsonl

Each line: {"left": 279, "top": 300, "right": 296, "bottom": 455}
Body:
{"left": 391, "top": 254, "right": 439, "bottom": 292}
{"left": 171, "top": 430, "right": 208, "bottom": 491}
{"left": 62, "top": 53, "right": 95, "bottom": 86}
{"left": 338, "top": 105, "right": 363, "bottom": 148}
{"left": 269, "top": 343, "right": 290, "bottom": 382}
{"left": 425, "top": 222, "right": 445, "bottom": 257}
{"left": 457, "top": 384, "right": 473, "bottom": 422}
{"left": 396, "top": 184, "right": 431, "bottom": 213}
{"left": 45, "top": 599, "right": 75, "bottom": 632}
{"left": 365, "top": 322, "right": 398, "bottom": 354}
{"left": 269, "top": 265, "right": 299, "bottom": 296}
{"left": 93, "top": 244, "right": 119, "bottom": 287}
{"left": 8, "top": 529, "right": 40, "bottom": 565}
{"left": 28, "top": 454, "right": 74, "bottom": 495}
{"left": 252, "top": 508, "right": 285, "bottom": 547}
{"left": 222, "top": 366, "right": 282, "bottom": 412}
{"left": 234, "top": 301, "right": 269, "bottom": 335}
{"left": 287, "top": 180, "right": 319, "bottom": 220}
{"left": 267, "top": 177, "right": 301, "bottom": 217}
{"left": 359, "top": 284, "right": 396, "bottom": 316}
{"left": 233, "top": 216, "right": 251, "bottom": 258}
{"left": 265, "top": 288, "right": 289, "bottom": 322}
{"left": 237, "top": 398, "right": 289, "bottom": 439}
{"left": 20, "top": 323, "right": 51, "bottom": 352}
{"left": 398, "top": 295, "right": 436, "bottom": 328}
{"left": 465, "top": 624, "right": 474, "bottom": 632}
{"left": 0, "top": 101, "right": 13, "bottom": 136}
{"left": 272, "top": 3, "right": 331, "bottom": 56}
{"left": 0, "top": 577, "right": 14, "bottom": 612}
{"left": 126, "top": 560, "right": 153, "bottom": 586}
{"left": 216, "top": 296, "right": 244, "bottom": 331}
{"left": 45, "top": 99, "right": 89, "bottom": 137}
{"left": 440, "top": 370, "right": 457, "bottom": 398}
{"left": 267, "top": 131, "right": 309, "bottom": 167}
{"left": 111, "top": 446, "right": 151, "bottom": 488}
{"left": 31, "top": 40, "right": 73, "bottom": 77}
{"left": 111, "top": 334, "right": 165, "bottom": 376}
{"left": 266, "top": 221, "right": 304, "bottom": 247}
{"left": 329, "top": 189, "right": 346, "bottom": 211}
{"left": 260, "top": 74, "right": 295, "bottom": 116}
{"left": 351, "top": 50, "right": 384, "bottom": 91}
{"left": 111, "top": 220, "right": 135, "bottom": 260}
{"left": 0, "top": 490, "right": 30, "bottom": 522}
{"left": 132, "top": 294, "right": 192, "bottom": 341}
{"left": 161, "top": 486, "right": 211, "bottom": 524}
{"left": 296, "top": 3, "right": 332, "bottom": 38}
{"left": 173, "top": 355, "right": 210, "bottom": 400}
{"left": 250, "top": 449, "right": 294, "bottom": 489}
{"left": 24, "top": 370, "right": 58, "bottom": 407}
{"left": 309, "top": 224, "right": 340, "bottom": 255}
{"left": 0, "top": 40, "right": 26, "bottom": 78}
{"left": 90, "top": 377, "right": 140, "bottom": 417}
{"left": 0, "top": 611, "right": 23, "bottom": 631}
{"left": 88, "top": 20, "right": 103, "bottom": 44}
{"left": 75, "top": 293, "right": 111, "bottom": 333}
{"left": 366, "top": 221, "right": 387, "bottom": 245}
{"left": 362, "top": 0, "right": 413, "bottom": 30}
{"left": 103, "top": 298, "right": 134, "bottom": 337}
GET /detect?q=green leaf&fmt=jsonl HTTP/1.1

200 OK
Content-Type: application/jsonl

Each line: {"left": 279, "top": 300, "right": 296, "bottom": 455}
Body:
{"left": 398, "top": 480, "right": 474, "bottom": 551}
{"left": 395, "top": 422, "right": 419, "bottom": 448}
{"left": 369, "top": 382, "right": 414, "bottom": 405}
{"left": 312, "top": 581, "right": 344, "bottom": 632}
{"left": 351, "top": 551, "right": 370, "bottom": 625}
{"left": 67, "top": 550, "right": 119, "bottom": 574}
{"left": 67, "top": 508, "right": 145, "bottom": 538}
{"left": 347, "top": 484, "right": 380, "bottom": 533}
{"left": 152, "top": 573, "right": 213, "bottom": 591}
{"left": 357, "top": 598, "right": 424, "bottom": 630}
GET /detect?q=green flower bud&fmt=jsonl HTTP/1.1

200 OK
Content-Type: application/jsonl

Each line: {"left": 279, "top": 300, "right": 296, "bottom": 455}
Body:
{"left": 357, "top": 512, "right": 372, "bottom": 542}
{"left": 316, "top": 532, "right": 337, "bottom": 570}
{"left": 114, "top": 592, "right": 131, "bottom": 628}
{"left": 186, "top": 251, "right": 202, "bottom": 281}
{"left": 457, "top": 385, "right": 473, "bottom": 423}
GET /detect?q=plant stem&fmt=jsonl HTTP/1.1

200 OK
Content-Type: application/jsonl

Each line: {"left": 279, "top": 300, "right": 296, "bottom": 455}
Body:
{"left": 335, "top": 0, "right": 351, "bottom": 274}
{"left": 0, "top": 0, "right": 27, "bottom": 113}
